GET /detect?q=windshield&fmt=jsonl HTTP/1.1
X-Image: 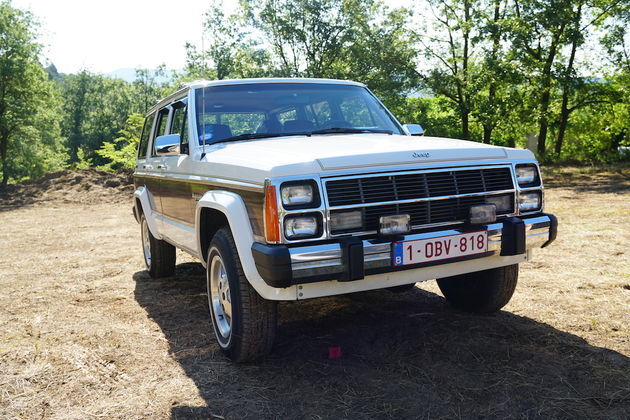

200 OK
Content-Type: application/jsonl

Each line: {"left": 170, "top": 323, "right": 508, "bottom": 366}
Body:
{"left": 194, "top": 83, "right": 404, "bottom": 145}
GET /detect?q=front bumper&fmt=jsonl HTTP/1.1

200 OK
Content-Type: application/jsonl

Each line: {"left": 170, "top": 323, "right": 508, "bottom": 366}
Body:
{"left": 252, "top": 213, "right": 557, "bottom": 289}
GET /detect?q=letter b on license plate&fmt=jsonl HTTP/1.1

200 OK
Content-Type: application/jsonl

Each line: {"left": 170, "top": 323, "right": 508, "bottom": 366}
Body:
{"left": 392, "top": 231, "right": 488, "bottom": 267}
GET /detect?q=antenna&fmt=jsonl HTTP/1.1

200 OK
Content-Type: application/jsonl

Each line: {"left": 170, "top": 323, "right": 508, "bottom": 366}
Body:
{"left": 201, "top": 14, "right": 207, "bottom": 159}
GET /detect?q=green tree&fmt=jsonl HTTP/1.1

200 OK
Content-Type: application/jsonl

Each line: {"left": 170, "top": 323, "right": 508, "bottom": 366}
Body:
{"left": 133, "top": 66, "right": 170, "bottom": 113}
{"left": 0, "top": 1, "right": 65, "bottom": 185}
{"left": 96, "top": 113, "right": 143, "bottom": 170}
{"left": 185, "top": 0, "right": 274, "bottom": 80}
{"left": 418, "top": 0, "right": 478, "bottom": 140}
{"left": 60, "top": 71, "right": 136, "bottom": 164}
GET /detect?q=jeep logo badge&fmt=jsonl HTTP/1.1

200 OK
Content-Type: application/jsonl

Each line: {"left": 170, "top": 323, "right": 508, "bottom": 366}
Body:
{"left": 412, "top": 152, "right": 431, "bottom": 158}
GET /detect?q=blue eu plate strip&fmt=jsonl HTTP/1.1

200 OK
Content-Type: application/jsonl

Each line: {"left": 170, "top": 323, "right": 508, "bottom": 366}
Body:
{"left": 392, "top": 242, "right": 404, "bottom": 266}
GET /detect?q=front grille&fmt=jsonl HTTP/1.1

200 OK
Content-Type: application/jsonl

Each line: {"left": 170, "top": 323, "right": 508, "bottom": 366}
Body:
{"left": 325, "top": 167, "right": 515, "bottom": 235}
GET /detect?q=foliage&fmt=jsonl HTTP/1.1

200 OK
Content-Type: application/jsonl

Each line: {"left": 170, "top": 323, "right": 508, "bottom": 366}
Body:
{"left": 0, "top": 1, "right": 66, "bottom": 185}
{"left": 96, "top": 113, "right": 144, "bottom": 170}
{"left": 1, "top": 0, "right": 629, "bottom": 184}
{"left": 60, "top": 71, "right": 138, "bottom": 164}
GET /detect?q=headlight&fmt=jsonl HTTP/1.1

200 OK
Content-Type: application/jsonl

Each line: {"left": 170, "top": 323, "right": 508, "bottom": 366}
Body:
{"left": 281, "top": 183, "right": 315, "bottom": 207}
{"left": 519, "top": 191, "right": 541, "bottom": 212}
{"left": 515, "top": 164, "right": 539, "bottom": 186}
{"left": 485, "top": 194, "right": 513, "bottom": 213}
{"left": 284, "top": 214, "right": 320, "bottom": 239}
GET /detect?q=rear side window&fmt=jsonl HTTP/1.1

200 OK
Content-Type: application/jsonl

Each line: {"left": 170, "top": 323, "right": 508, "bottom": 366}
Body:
{"left": 155, "top": 109, "right": 169, "bottom": 138}
{"left": 152, "top": 108, "right": 170, "bottom": 156}
{"left": 171, "top": 102, "right": 187, "bottom": 137}
{"left": 137, "top": 113, "right": 155, "bottom": 159}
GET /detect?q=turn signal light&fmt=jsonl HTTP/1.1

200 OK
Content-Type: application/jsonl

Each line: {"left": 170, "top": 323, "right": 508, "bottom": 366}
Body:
{"left": 264, "top": 184, "right": 280, "bottom": 243}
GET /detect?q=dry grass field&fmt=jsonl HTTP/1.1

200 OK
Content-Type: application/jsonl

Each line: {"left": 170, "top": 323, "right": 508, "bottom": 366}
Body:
{"left": 0, "top": 167, "right": 628, "bottom": 419}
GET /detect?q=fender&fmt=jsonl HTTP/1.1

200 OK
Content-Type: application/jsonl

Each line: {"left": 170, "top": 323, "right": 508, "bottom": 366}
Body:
{"left": 195, "top": 190, "right": 297, "bottom": 301}
{"left": 134, "top": 186, "right": 163, "bottom": 240}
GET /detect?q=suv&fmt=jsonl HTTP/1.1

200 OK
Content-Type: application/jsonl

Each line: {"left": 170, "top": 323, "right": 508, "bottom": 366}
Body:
{"left": 133, "top": 78, "right": 557, "bottom": 362}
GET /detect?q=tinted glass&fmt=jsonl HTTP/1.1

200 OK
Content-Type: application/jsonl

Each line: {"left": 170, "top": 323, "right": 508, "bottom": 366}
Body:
{"left": 195, "top": 83, "right": 403, "bottom": 144}
{"left": 152, "top": 109, "right": 170, "bottom": 156}
{"left": 155, "top": 109, "right": 169, "bottom": 138}
{"left": 171, "top": 104, "right": 186, "bottom": 136}
{"left": 138, "top": 113, "right": 155, "bottom": 159}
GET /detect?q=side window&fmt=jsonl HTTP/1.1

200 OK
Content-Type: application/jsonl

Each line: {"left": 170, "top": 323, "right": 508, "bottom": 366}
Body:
{"left": 137, "top": 113, "right": 155, "bottom": 159}
{"left": 170, "top": 101, "right": 188, "bottom": 153}
{"left": 170, "top": 103, "right": 186, "bottom": 136}
{"left": 181, "top": 110, "right": 189, "bottom": 146}
{"left": 152, "top": 108, "right": 170, "bottom": 156}
{"left": 307, "top": 101, "right": 332, "bottom": 126}
{"left": 339, "top": 96, "right": 375, "bottom": 127}
{"left": 277, "top": 109, "right": 297, "bottom": 125}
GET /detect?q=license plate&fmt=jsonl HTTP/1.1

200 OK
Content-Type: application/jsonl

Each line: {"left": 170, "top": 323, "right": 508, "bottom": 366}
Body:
{"left": 392, "top": 231, "right": 488, "bottom": 267}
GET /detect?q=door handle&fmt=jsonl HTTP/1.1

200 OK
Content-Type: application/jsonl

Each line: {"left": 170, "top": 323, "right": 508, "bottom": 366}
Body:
{"left": 143, "top": 164, "right": 153, "bottom": 170}
{"left": 157, "top": 164, "right": 165, "bottom": 169}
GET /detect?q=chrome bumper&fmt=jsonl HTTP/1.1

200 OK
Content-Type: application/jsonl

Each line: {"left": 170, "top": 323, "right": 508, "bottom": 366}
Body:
{"left": 251, "top": 213, "right": 557, "bottom": 288}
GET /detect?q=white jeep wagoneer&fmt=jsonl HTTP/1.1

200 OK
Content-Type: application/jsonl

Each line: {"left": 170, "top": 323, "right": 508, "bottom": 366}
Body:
{"left": 133, "top": 78, "right": 557, "bottom": 362}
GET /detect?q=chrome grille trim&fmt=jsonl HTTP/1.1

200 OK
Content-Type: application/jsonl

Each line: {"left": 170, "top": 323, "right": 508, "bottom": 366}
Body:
{"left": 323, "top": 165, "right": 517, "bottom": 237}
{"left": 324, "top": 189, "right": 515, "bottom": 210}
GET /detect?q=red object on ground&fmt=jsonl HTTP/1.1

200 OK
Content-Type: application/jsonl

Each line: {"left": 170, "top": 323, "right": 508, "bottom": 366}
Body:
{"left": 328, "top": 346, "right": 342, "bottom": 359}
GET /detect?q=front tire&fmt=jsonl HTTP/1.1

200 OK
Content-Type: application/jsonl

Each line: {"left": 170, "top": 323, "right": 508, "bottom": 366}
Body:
{"left": 436, "top": 264, "right": 518, "bottom": 313}
{"left": 140, "top": 214, "right": 176, "bottom": 278}
{"left": 207, "top": 227, "right": 277, "bottom": 362}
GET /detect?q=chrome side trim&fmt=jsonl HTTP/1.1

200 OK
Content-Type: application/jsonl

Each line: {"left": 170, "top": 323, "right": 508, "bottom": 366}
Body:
{"left": 134, "top": 171, "right": 264, "bottom": 192}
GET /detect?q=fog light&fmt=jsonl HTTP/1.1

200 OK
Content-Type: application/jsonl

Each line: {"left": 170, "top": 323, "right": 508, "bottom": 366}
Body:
{"left": 519, "top": 192, "right": 541, "bottom": 212}
{"left": 284, "top": 215, "right": 319, "bottom": 239}
{"left": 379, "top": 214, "right": 411, "bottom": 235}
{"left": 485, "top": 194, "right": 513, "bottom": 212}
{"left": 330, "top": 210, "right": 363, "bottom": 233}
{"left": 470, "top": 204, "right": 496, "bottom": 224}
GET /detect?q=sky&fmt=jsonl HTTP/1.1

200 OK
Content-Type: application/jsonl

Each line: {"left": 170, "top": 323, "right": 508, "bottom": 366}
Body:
{"left": 13, "top": 0, "right": 415, "bottom": 76}
{"left": 12, "top": 0, "right": 218, "bottom": 74}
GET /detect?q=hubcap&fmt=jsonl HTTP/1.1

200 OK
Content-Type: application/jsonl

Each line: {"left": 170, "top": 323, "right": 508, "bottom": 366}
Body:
{"left": 208, "top": 252, "right": 232, "bottom": 340}
{"left": 141, "top": 218, "right": 151, "bottom": 268}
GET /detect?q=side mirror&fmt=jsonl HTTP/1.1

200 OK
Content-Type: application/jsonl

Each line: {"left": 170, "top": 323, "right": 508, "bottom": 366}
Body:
{"left": 155, "top": 134, "right": 181, "bottom": 156}
{"left": 403, "top": 124, "right": 424, "bottom": 136}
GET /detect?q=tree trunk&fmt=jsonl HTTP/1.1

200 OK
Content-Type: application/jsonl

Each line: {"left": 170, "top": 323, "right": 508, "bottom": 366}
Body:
{"left": 555, "top": 4, "right": 582, "bottom": 156}
{"left": 459, "top": 0, "right": 471, "bottom": 141}
{"left": 0, "top": 133, "right": 8, "bottom": 186}
{"left": 482, "top": 0, "right": 501, "bottom": 145}
{"left": 536, "top": 25, "right": 565, "bottom": 156}
{"left": 483, "top": 125, "right": 493, "bottom": 144}
{"left": 462, "top": 110, "right": 470, "bottom": 140}
{"left": 537, "top": 88, "right": 551, "bottom": 156}
{"left": 555, "top": 102, "right": 570, "bottom": 156}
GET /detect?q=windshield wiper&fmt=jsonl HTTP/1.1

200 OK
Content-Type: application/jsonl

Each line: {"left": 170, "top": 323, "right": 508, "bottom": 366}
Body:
{"left": 204, "top": 127, "right": 392, "bottom": 146}
{"left": 205, "top": 131, "right": 311, "bottom": 145}
{"left": 309, "top": 127, "right": 393, "bottom": 135}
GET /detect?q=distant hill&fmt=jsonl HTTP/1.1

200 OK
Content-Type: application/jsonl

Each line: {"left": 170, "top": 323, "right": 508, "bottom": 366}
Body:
{"left": 105, "top": 68, "right": 176, "bottom": 83}
{"left": 105, "top": 68, "right": 138, "bottom": 82}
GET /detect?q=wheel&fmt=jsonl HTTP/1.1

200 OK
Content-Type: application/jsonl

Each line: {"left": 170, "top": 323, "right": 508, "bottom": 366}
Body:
{"left": 140, "top": 213, "right": 176, "bottom": 278}
{"left": 206, "top": 227, "right": 277, "bottom": 362}
{"left": 436, "top": 264, "right": 518, "bottom": 313}
{"left": 387, "top": 283, "right": 416, "bottom": 293}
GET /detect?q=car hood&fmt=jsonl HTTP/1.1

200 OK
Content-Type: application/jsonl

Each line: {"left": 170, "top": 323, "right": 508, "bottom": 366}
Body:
{"left": 201, "top": 134, "right": 534, "bottom": 182}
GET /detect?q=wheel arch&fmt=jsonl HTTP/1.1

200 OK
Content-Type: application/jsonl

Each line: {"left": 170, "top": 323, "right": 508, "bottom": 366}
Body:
{"left": 199, "top": 207, "right": 229, "bottom": 263}
{"left": 134, "top": 186, "right": 162, "bottom": 240}
{"left": 195, "top": 190, "right": 297, "bottom": 301}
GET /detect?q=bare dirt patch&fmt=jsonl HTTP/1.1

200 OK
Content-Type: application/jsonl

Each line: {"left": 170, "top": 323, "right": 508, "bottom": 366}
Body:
{"left": 0, "top": 169, "right": 134, "bottom": 208}
{"left": 0, "top": 167, "right": 628, "bottom": 419}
